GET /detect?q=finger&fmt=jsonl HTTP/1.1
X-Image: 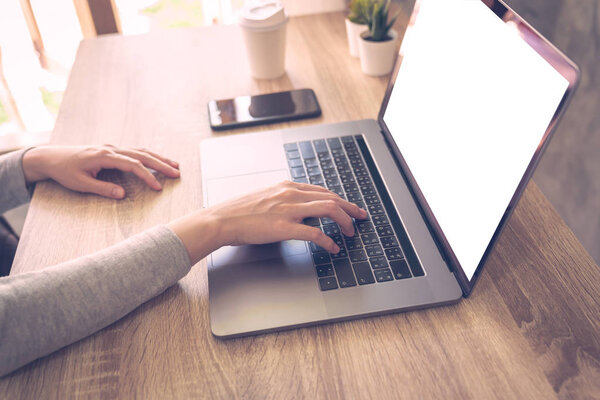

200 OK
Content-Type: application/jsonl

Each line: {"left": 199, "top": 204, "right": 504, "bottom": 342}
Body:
{"left": 78, "top": 174, "right": 126, "bottom": 199}
{"left": 294, "top": 200, "right": 356, "bottom": 237}
{"left": 290, "top": 224, "right": 339, "bottom": 253}
{"left": 115, "top": 149, "right": 180, "bottom": 178}
{"left": 286, "top": 181, "right": 331, "bottom": 194}
{"left": 98, "top": 154, "right": 162, "bottom": 190}
{"left": 286, "top": 189, "right": 367, "bottom": 219}
{"left": 134, "top": 148, "right": 179, "bottom": 169}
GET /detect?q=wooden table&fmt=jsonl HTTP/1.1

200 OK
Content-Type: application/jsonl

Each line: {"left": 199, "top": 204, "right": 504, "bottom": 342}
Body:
{"left": 2, "top": 12, "right": 600, "bottom": 399}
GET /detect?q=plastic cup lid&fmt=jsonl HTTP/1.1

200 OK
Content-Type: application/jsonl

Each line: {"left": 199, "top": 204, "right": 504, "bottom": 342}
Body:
{"left": 238, "top": 1, "right": 288, "bottom": 31}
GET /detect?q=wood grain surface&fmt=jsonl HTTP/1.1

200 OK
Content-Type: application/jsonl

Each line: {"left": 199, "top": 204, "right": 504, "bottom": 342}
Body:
{"left": 1, "top": 11, "right": 599, "bottom": 400}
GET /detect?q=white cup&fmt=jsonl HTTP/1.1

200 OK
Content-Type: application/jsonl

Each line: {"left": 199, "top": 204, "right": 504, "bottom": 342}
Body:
{"left": 238, "top": 2, "right": 288, "bottom": 79}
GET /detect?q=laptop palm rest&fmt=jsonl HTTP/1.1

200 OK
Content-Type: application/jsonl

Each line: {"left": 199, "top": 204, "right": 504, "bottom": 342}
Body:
{"left": 206, "top": 169, "right": 308, "bottom": 266}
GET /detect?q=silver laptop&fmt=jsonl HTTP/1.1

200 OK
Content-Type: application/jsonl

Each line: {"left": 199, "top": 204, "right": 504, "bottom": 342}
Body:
{"left": 200, "top": 0, "right": 579, "bottom": 338}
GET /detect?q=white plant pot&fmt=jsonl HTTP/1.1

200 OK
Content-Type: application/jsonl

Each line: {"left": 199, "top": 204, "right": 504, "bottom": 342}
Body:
{"left": 358, "top": 29, "right": 398, "bottom": 76}
{"left": 345, "top": 19, "right": 368, "bottom": 58}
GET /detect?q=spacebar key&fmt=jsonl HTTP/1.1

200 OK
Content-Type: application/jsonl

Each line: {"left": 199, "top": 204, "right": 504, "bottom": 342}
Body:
{"left": 333, "top": 259, "right": 357, "bottom": 288}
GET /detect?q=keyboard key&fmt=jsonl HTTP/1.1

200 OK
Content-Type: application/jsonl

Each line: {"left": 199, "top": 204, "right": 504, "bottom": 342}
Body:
{"left": 341, "top": 135, "right": 355, "bottom": 144}
{"left": 380, "top": 236, "right": 399, "bottom": 248}
{"left": 343, "top": 182, "right": 359, "bottom": 193}
{"left": 291, "top": 167, "right": 306, "bottom": 178}
{"left": 356, "top": 177, "right": 372, "bottom": 187}
{"left": 333, "top": 259, "right": 357, "bottom": 288}
{"left": 319, "top": 276, "right": 339, "bottom": 291}
{"left": 334, "top": 155, "right": 348, "bottom": 165}
{"left": 346, "top": 192, "right": 362, "bottom": 204}
{"left": 284, "top": 143, "right": 298, "bottom": 151}
{"left": 353, "top": 262, "right": 375, "bottom": 285}
{"left": 304, "top": 217, "right": 320, "bottom": 226}
{"left": 326, "top": 177, "right": 341, "bottom": 187}
{"left": 288, "top": 158, "right": 302, "bottom": 168}
{"left": 337, "top": 165, "right": 351, "bottom": 175}
{"left": 331, "top": 148, "right": 344, "bottom": 156}
{"left": 364, "top": 194, "right": 380, "bottom": 205}
{"left": 320, "top": 160, "right": 335, "bottom": 169}
{"left": 390, "top": 260, "right": 412, "bottom": 280}
{"left": 313, "top": 139, "right": 328, "bottom": 154}
{"left": 305, "top": 158, "right": 319, "bottom": 168}
{"left": 316, "top": 264, "right": 334, "bottom": 277}
{"left": 385, "top": 247, "right": 404, "bottom": 261}
{"left": 344, "top": 236, "right": 363, "bottom": 250}
{"left": 299, "top": 141, "right": 316, "bottom": 159}
{"left": 320, "top": 217, "right": 335, "bottom": 225}
{"left": 287, "top": 150, "right": 300, "bottom": 159}
{"left": 310, "top": 242, "right": 326, "bottom": 253}
{"left": 360, "top": 185, "right": 376, "bottom": 196}
{"left": 349, "top": 249, "right": 368, "bottom": 262}
{"left": 313, "top": 252, "right": 331, "bottom": 265}
{"left": 322, "top": 223, "right": 341, "bottom": 237}
{"left": 310, "top": 175, "right": 324, "bottom": 185}
{"left": 365, "top": 244, "right": 384, "bottom": 257}
{"left": 372, "top": 214, "right": 389, "bottom": 226}
{"left": 318, "top": 153, "right": 332, "bottom": 161}
{"left": 293, "top": 177, "right": 308, "bottom": 184}
{"left": 368, "top": 204, "right": 385, "bottom": 215}
{"left": 330, "top": 234, "right": 345, "bottom": 249}
{"left": 331, "top": 247, "right": 348, "bottom": 259}
{"left": 323, "top": 169, "right": 338, "bottom": 179}
{"left": 374, "top": 269, "right": 394, "bottom": 282}
{"left": 340, "top": 173, "right": 355, "bottom": 184}
{"left": 362, "top": 232, "right": 379, "bottom": 245}
{"left": 369, "top": 256, "right": 388, "bottom": 269}
{"left": 307, "top": 166, "right": 321, "bottom": 176}
{"left": 327, "top": 137, "right": 342, "bottom": 149}
{"left": 376, "top": 225, "right": 394, "bottom": 237}
{"left": 356, "top": 221, "right": 374, "bottom": 233}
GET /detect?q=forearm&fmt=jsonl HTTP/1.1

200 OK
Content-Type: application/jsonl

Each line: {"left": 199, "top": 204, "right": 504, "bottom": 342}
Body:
{"left": 0, "top": 225, "right": 191, "bottom": 377}
{"left": 0, "top": 149, "right": 34, "bottom": 215}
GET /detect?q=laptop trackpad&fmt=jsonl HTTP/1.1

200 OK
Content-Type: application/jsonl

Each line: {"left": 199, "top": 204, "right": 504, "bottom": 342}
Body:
{"left": 206, "top": 169, "right": 308, "bottom": 266}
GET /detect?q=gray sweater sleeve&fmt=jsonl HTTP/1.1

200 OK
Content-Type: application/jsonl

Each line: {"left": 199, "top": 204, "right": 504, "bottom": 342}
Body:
{"left": 0, "top": 149, "right": 193, "bottom": 376}
{"left": 0, "top": 225, "right": 192, "bottom": 377}
{"left": 0, "top": 149, "right": 34, "bottom": 215}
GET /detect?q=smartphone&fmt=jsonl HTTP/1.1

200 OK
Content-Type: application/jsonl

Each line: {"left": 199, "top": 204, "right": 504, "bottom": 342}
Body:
{"left": 208, "top": 88, "right": 321, "bottom": 130}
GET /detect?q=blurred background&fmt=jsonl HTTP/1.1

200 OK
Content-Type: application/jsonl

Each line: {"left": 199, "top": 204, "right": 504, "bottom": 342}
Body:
{"left": 0, "top": 0, "right": 598, "bottom": 264}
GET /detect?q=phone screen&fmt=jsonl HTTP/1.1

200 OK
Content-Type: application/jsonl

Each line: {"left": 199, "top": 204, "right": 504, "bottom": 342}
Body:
{"left": 208, "top": 89, "right": 321, "bottom": 130}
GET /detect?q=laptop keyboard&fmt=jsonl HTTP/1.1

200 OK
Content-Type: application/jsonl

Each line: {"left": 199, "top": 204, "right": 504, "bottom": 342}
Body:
{"left": 284, "top": 135, "right": 425, "bottom": 291}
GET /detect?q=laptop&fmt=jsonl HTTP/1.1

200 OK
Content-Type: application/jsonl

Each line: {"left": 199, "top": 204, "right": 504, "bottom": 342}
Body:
{"left": 200, "top": 0, "right": 579, "bottom": 338}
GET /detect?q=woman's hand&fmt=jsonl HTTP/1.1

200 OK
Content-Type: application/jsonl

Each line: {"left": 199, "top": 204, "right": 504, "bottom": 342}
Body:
{"left": 169, "top": 181, "right": 368, "bottom": 264}
{"left": 22, "top": 145, "right": 180, "bottom": 199}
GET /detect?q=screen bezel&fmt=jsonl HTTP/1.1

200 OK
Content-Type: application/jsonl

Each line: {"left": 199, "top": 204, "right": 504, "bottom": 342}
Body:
{"left": 376, "top": 0, "right": 580, "bottom": 296}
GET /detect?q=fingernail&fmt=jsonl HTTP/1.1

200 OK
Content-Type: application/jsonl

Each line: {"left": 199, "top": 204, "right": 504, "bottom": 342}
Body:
{"left": 331, "top": 244, "right": 340, "bottom": 254}
{"left": 112, "top": 187, "right": 124, "bottom": 198}
{"left": 171, "top": 160, "right": 179, "bottom": 168}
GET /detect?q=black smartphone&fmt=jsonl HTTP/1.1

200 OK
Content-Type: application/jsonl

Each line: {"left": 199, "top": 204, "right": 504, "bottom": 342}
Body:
{"left": 208, "top": 88, "right": 321, "bottom": 130}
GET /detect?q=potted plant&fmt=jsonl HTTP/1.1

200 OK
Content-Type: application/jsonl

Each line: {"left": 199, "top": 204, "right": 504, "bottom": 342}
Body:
{"left": 345, "top": 0, "right": 371, "bottom": 58}
{"left": 358, "top": 0, "right": 399, "bottom": 76}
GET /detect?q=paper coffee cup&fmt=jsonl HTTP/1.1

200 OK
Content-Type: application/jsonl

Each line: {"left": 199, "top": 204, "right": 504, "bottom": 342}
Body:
{"left": 238, "top": 2, "right": 288, "bottom": 79}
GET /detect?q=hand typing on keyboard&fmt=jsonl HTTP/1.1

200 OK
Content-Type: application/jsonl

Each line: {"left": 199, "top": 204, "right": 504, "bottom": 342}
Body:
{"left": 169, "top": 180, "right": 367, "bottom": 265}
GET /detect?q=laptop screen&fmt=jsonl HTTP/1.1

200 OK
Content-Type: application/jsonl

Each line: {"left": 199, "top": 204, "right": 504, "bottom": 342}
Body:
{"left": 381, "top": 0, "right": 574, "bottom": 285}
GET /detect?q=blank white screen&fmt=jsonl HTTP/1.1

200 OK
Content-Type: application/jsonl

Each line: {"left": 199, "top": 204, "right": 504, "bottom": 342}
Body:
{"left": 383, "top": 0, "right": 569, "bottom": 280}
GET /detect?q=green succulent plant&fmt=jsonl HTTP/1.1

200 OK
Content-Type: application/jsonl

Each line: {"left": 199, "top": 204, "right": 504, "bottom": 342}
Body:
{"left": 367, "top": 0, "right": 399, "bottom": 41}
{"left": 347, "top": 0, "right": 372, "bottom": 25}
